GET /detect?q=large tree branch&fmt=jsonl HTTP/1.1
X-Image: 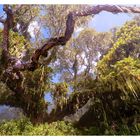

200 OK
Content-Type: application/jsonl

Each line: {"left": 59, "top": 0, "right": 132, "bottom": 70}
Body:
{"left": 1, "top": 5, "right": 140, "bottom": 71}
{"left": 10, "top": 5, "right": 140, "bottom": 72}
{"left": 1, "top": 5, "right": 15, "bottom": 66}
{"left": 1, "top": 4, "right": 140, "bottom": 86}
{"left": 73, "top": 5, "right": 140, "bottom": 17}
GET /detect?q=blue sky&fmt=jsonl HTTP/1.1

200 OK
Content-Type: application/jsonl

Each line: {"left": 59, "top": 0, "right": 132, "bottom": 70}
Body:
{"left": 89, "top": 11, "right": 133, "bottom": 32}
{"left": 0, "top": 5, "right": 3, "bottom": 28}
{"left": 0, "top": 5, "right": 3, "bottom": 13}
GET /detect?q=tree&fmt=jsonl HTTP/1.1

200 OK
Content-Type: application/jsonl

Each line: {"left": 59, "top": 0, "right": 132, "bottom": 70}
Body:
{"left": 53, "top": 28, "right": 112, "bottom": 91}
{"left": 80, "top": 20, "right": 140, "bottom": 128}
{"left": 1, "top": 4, "right": 140, "bottom": 124}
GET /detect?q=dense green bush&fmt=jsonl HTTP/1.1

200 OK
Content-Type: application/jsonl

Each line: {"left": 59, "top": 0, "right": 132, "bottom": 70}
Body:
{"left": 0, "top": 118, "right": 80, "bottom": 135}
{"left": 0, "top": 118, "right": 139, "bottom": 135}
{"left": 82, "top": 123, "right": 140, "bottom": 135}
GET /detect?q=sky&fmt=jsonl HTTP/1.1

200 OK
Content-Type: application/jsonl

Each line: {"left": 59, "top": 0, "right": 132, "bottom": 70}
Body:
{"left": 0, "top": 4, "right": 135, "bottom": 110}
{"left": 0, "top": 5, "right": 3, "bottom": 28}
{"left": 0, "top": 5, "right": 3, "bottom": 13}
{"left": 89, "top": 11, "right": 133, "bottom": 32}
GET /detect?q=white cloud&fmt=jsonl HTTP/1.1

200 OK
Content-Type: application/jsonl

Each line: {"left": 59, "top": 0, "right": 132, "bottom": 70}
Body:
{"left": 0, "top": 23, "right": 3, "bottom": 29}
{"left": 97, "top": 52, "right": 101, "bottom": 58}
{"left": 77, "top": 52, "right": 87, "bottom": 74}
{"left": 75, "top": 27, "right": 84, "bottom": 33}
{"left": 74, "top": 27, "right": 84, "bottom": 37}
{"left": 28, "top": 21, "right": 40, "bottom": 38}
{"left": 16, "top": 23, "right": 20, "bottom": 30}
{"left": 92, "top": 61, "right": 97, "bottom": 66}
{"left": 81, "top": 52, "right": 85, "bottom": 59}
{"left": 78, "top": 65, "right": 87, "bottom": 74}
{"left": 81, "top": 52, "right": 88, "bottom": 65}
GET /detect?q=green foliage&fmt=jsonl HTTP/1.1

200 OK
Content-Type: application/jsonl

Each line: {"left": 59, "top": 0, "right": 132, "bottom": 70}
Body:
{"left": 9, "top": 30, "right": 31, "bottom": 58}
{"left": 43, "top": 5, "right": 91, "bottom": 37}
{"left": 24, "top": 66, "right": 52, "bottom": 94}
{"left": 0, "top": 118, "right": 139, "bottom": 135}
{"left": 12, "top": 5, "right": 40, "bottom": 24}
{"left": 62, "top": 20, "right": 140, "bottom": 132}
{"left": 0, "top": 5, "right": 140, "bottom": 136}
{"left": 0, "top": 29, "right": 31, "bottom": 59}
{"left": 51, "top": 82, "right": 69, "bottom": 110}
{"left": 98, "top": 57, "right": 140, "bottom": 97}
{"left": 98, "top": 21, "right": 140, "bottom": 76}
{"left": 12, "top": 5, "right": 40, "bottom": 39}
{"left": 0, "top": 119, "right": 80, "bottom": 135}
{"left": 53, "top": 82, "right": 69, "bottom": 96}
{"left": 82, "top": 123, "right": 140, "bottom": 135}
{"left": 97, "top": 21, "right": 140, "bottom": 96}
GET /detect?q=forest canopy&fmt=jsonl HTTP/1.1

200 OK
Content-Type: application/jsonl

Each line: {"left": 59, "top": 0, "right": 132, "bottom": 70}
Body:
{"left": 0, "top": 4, "right": 140, "bottom": 135}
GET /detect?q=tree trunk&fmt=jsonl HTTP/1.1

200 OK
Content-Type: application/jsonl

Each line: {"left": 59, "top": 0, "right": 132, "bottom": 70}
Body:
{"left": 0, "top": 70, "right": 47, "bottom": 124}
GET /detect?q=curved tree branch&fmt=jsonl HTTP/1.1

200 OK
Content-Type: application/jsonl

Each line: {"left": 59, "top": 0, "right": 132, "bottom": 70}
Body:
{"left": 1, "top": 4, "right": 140, "bottom": 92}
{"left": 2, "top": 4, "right": 140, "bottom": 90}
{"left": 10, "top": 5, "right": 140, "bottom": 72}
